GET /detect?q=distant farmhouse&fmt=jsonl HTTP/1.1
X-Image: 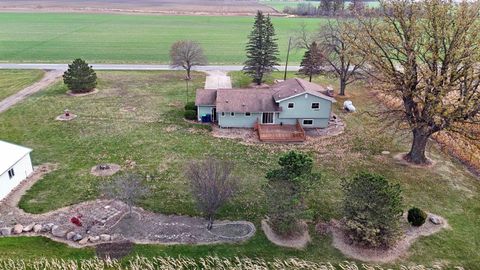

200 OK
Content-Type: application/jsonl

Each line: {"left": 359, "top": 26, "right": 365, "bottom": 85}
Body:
{"left": 195, "top": 78, "right": 336, "bottom": 129}
{"left": 0, "top": 140, "right": 33, "bottom": 200}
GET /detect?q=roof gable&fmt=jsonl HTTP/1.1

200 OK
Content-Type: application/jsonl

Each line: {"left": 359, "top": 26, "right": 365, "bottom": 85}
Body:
{"left": 272, "top": 78, "right": 336, "bottom": 103}
{"left": 0, "top": 140, "right": 32, "bottom": 175}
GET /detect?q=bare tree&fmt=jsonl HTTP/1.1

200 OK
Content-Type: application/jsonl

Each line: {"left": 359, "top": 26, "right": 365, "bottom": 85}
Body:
{"left": 318, "top": 19, "right": 365, "bottom": 96}
{"left": 101, "top": 173, "right": 150, "bottom": 215}
{"left": 350, "top": 0, "right": 480, "bottom": 165}
{"left": 186, "top": 158, "right": 238, "bottom": 230}
{"left": 170, "top": 40, "right": 207, "bottom": 80}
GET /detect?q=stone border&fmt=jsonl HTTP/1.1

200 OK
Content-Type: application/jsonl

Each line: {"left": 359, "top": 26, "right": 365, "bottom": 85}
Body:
{"left": 329, "top": 213, "right": 449, "bottom": 263}
{"left": 261, "top": 219, "right": 310, "bottom": 249}
{"left": 90, "top": 164, "right": 121, "bottom": 177}
{"left": 207, "top": 220, "right": 256, "bottom": 240}
{"left": 55, "top": 114, "right": 77, "bottom": 121}
{"left": 67, "top": 89, "right": 99, "bottom": 97}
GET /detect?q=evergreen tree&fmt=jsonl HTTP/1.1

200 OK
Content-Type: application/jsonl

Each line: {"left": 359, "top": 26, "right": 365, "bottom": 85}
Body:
{"left": 243, "top": 11, "right": 280, "bottom": 85}
{"left": 298, "top": 42, "right": 324, "bottom": 82}
{"left": 63, "top": 58, "right": 97, "bottom": 93}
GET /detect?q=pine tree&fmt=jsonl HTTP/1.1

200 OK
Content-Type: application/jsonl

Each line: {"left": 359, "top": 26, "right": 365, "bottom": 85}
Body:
{"left": 298, "top": 42, "right": 324, "bottom": 82}
{"left": 63, "top": 58, "right": 97, "bottom": 93}
{"left": 243, "top": 11, "right": 280, "bottom": 85}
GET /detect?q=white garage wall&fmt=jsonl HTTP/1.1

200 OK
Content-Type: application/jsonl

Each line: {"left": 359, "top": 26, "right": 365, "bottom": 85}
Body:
{"left": 0, "top": 153, "right": 33, "bottom": 200}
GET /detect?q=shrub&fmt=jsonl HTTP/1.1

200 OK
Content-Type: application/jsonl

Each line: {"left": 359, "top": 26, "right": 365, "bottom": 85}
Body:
{"left": 184, "top": 110, "right": 196, "bottom": 120}
{"left": 63, "top": 58, "right": 97, "bottom": 93}
{"left": 184, "top": 101, "right": 196, "bottom": 111}
{"left": 266, "top": 151, "right": 313, "bottom": 181}
{"left": 342, "top": 172, "right": 403, "bottom": 247}
{"left": 266, "top": 181, "right": 303, "bottom": 237}
{"left": 407, "top": 207, "right": 427, "bottom": 227}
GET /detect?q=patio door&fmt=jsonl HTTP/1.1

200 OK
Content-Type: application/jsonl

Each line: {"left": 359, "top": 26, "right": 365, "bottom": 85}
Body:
{"left": 212, "top": 108, "right": 217, "bottom": 122}
{"left": 262, "top": 112, "right": 274, "bottom": 124}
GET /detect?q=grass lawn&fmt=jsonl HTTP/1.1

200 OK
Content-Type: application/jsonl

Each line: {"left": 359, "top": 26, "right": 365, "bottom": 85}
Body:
{"left": 0, "top": 71, "right": 478, "bottom": 267}
{"left": 0, "top": 70, "right": 44, "bottom": 100}
{"left": 0, "top": 13, "right": 323, "bottom": 65}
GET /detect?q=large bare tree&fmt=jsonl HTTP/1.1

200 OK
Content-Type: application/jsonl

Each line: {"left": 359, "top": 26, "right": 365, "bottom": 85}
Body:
{"left": 170, "top": 40, "right": 207, "bottom": 80}
{"left": 318, "top": 20, "right": 365, "bottom": 96}
{"left": 186, "top": 158, "right": 238, "bottom": 230}
{"left": 350, "top": 0, "right": 480, "bottom": 165}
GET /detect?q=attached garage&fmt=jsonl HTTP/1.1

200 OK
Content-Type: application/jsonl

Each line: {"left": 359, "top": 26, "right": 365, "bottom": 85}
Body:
{"left": 0, "top": 140, "right": 33, "bottom": 201}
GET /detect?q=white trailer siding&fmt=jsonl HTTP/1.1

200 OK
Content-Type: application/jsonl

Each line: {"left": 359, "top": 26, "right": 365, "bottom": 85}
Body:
{"left": 0, "top": 141, "right": 33, "bottom": 201}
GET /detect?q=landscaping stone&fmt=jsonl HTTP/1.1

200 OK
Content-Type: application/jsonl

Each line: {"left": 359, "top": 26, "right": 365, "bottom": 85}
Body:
{"left": 0, "top": 227, "right": 12, "bottom": 236}
{"left": 381, "top": 151, "right": 391, "bottom": 155}
{"left": 73, "top": 234, "right": 83, "bottom": 242}
{"left": 33, "top": 224, "right": 42, "bottom": 233}
{"left": 429, "top": 216, "right": 442, "bottom": 225}
{"left": 89, "top": 236, "right": 100, "bottom": 243}
{"left": 100, "top": 234, "right": 111, "bottom": 241}
{"left": 78, "top": 237, "right": 89, "bottom": 245}
{"left": 51, "top": 226, "right": 67, "bottom": 238}
{"left": 13, "top": 224, "right": 23, "bottom": 234}
{"left": 23, "top": 223, "right": 35, "bottom": 232}
{"left": 66, "top": 231, "right": 76, "bottom": 240}
{"left": 41, "top": 223, "right": 54, "bottom": 232}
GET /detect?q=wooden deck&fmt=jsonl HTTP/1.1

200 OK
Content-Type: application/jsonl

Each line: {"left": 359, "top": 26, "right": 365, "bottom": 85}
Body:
{"left": 254, "top": 121, "right": 306, "bottom": 142}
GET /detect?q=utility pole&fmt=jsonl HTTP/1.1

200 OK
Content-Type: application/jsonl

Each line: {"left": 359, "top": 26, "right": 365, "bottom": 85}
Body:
{"left": 284, "top": 37, "right": 292, "bottom": 81}
{"left": 185, "top": 77, "right": 190, "bottom": 104}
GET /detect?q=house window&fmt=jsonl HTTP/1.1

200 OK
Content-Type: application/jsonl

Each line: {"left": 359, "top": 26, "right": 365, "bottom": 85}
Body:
{"left": 7, "top": 168, "right": 15, "bottom": 179}
{"left": 230, "top": 112, "right": 235, "bottom": 117}
{"left": 303, "top": 119, "right": 314, "bottom": 125}
{"left": 287, "top": 102, "right": 295, "bottom": 109}
{"left": 245, "top": 112, "right": 251, "bottom": 117}
{"left": 312, "top": 103, "right": 320, "bottom": 110}
{"left": 221, "top": 112, "right": 225, "bottom": 117}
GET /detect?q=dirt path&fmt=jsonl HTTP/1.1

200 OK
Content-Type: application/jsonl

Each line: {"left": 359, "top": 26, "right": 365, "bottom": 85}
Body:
{"left": 204, "top": 70, "right": 232, "bottom": 89}
{"left": 0, "top": 70, "right": 63, "bottom": 114}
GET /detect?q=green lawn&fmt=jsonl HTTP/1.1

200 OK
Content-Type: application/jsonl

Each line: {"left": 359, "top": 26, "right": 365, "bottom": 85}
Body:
{"left": 0, "top": 13, "right": 323, "bottom": 65}
{"left": 0, "top": 70, "right": 44, "bottom": 100}
{"left": 0, "top": 71, "right": 478, "bottom": 268}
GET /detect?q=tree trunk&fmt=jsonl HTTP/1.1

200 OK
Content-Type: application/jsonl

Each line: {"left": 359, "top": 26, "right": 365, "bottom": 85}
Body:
{"left": 405, "top": 128, "right": 431, "bottom": 164}
{"left": 207, "top": 216, "right": 213, "bottom": 231}
{"left": 186, "top": 68, "right": 191, "bottom": 80}
{"left": 339, "top": 77, "right": 346, "bottom": 96}
{"left": 309, "top": 73, "right": 312, "bottom": 82}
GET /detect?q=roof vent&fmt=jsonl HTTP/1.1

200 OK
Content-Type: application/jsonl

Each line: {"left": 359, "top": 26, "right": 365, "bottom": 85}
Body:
{"left": 226, "top": 100, "right": 229, "bottom": 103}
{"left": 242, "top": 103, "right": 246, "bottom": 106}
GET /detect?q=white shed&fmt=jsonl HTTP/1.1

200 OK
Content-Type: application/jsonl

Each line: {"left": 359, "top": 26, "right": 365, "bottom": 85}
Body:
{"left": 0, "top": 140, "right": 33, "bottom": 200}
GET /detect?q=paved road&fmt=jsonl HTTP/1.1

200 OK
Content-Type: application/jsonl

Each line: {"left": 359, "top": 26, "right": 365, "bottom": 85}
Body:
{"left": 0, "top": 70, "right": 64, "bottom": 114}
{"left": 0, "top": 63, "right": 301, "bottom": 72}
{"left": 204, "top": 70, "right": 232, "bottom": 89}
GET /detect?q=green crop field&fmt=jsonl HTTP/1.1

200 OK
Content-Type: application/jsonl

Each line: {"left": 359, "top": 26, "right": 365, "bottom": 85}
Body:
{"left": 0, "top": 13, "right": 323, "bottom": 65}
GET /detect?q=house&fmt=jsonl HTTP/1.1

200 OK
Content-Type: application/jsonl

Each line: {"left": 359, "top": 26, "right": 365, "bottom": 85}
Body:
{"left": 195, "top": 78, "right": 336, "bottom": 129}
{"left": 0, "top": 140, "right": 33, "bottom": 200}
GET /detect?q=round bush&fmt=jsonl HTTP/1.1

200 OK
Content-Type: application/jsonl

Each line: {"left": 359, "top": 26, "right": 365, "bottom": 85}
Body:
{"left": 184, "top": 110, "right": 197, "bottom": 120}
{"left": 407, "top": 207, "right": 427, "bottom": 227}
{"left": 184, "top": 101, "right": 196, "bottom": 111}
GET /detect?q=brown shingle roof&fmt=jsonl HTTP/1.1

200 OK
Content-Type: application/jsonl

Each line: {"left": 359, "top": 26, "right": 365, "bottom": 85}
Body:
{"left": 195, "top": 89, "right": 217, "bottom": 106}
{"left": 216, "top": 88, "right": 280, "bottom": 113}
{"left": 272, "top": 78, "right": 336, "bottom": 103}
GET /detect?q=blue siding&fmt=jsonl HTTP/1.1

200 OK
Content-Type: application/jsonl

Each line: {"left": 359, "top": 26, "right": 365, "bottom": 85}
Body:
{"left": 197, "top": 106, "right": 214, "bottom": 122}
{"left": 218, "top": 112, "right": 262, "bottom": 128}
{"left": 277, "top": 93, "right": 332, "bottom": 128}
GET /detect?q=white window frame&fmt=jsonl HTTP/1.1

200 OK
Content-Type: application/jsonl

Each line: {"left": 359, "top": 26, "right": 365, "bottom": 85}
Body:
{"left": 287, "top": 102, "right": 295, "bottom": 109}
{"left": 245, "top": 112, "right": 251, "bottom": 117}
{"left": 230, "top": 112, "right": 235, "bottom": 117}
{"left": 221, "top": 112, "right": 225, "bottom": 117}
{"left": 303, "top": 119, "right": 314, "bottom": 126}
{"left": 311, "top": 102, "right": 320, "bottom": 110}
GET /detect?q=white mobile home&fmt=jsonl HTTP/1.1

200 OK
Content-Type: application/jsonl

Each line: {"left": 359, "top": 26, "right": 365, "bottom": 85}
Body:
{"left": 0, "top": 140, "right": 33, "bottom": 200}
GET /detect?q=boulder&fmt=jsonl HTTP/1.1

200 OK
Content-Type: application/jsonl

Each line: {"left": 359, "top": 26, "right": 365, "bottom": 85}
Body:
{"left": 381, "top": 151, "right": 391, "bottom": 155}
{"left": 73, "top": 234, "right": 83, "bottom": 242}
{"left": 33, "top": 224, "right": 43, "bottom": 233}
{"left": 66, "top": 231, "right": 76, "bottom": 240}
{"left": 13, "top": 224, "right": 23, "bottom": 234}
{"left": 41, "top": 223, "right": 54, "bottom": 233}
{"left": 429, "top": 216, "right": 443, "bottom": 225}
{"left": 0, "top": 227, "right": 12, "bottom": 236}
{"left": 89, "top": 236, "right": 100, "bottom": 243}
{"left": 100, "top": 234, "right": 111, "bottom": 241}
{"left": 23, "top": 223, "right": 35, "bottom": 232}
{"left": 51, "top": 226, "right": 67, "bottom": 238}
{"left": 78, "top": 237, "right": 89, "bottom": 245}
